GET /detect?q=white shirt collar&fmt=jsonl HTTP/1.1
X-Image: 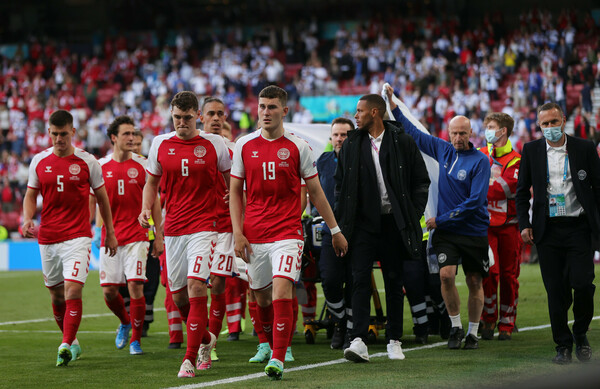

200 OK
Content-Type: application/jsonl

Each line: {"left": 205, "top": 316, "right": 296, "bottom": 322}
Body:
{"left": 545, "top": 135, "right": 567, "bottom": 152}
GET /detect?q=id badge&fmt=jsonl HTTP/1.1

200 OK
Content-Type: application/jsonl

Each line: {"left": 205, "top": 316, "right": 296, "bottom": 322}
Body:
{"left": 549, "top": 193, "right": 567, "bottom": 217}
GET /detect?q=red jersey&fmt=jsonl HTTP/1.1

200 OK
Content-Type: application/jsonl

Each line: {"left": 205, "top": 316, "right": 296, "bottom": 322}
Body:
{"left": 147, "top": 131, "right": 231, "bottom": 236}
{"left": 98, "top": 153, "right": 148, "bottom": 246}
{"left": 231, "top": 130, "right": 318, "bottom": 243}
{"left": 214, "top": 137, "right": 235, "bottom": 233}
{"left": 27, "top": 148, "right": 104, "bottom": 244}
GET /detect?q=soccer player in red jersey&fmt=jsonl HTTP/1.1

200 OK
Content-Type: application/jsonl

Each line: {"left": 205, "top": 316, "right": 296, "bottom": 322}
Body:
{"left": 22, "top": 109, "right": 118, "bottom": 367}
{"left": 138, "top": 91, "right": 232, "bottom": 378}
{"left": 230, "top": 85, "right": 348, "bottom": 380}
{"left": 96, "top": 115, "right": 164, "bottom": 355}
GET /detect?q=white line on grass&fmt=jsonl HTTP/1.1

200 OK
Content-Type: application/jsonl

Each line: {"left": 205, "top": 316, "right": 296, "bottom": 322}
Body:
{"left": 164, "top": 315, "right": 600, "bottom": 389}
{"left": 0, "top": 308, "right": 165, "bottom": 326}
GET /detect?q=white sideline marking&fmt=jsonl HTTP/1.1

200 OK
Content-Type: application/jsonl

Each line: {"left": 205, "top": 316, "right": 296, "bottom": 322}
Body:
{"left": 164, "top": 316, "right": 600, "bottom": 389}
{"left": 0, "top": 308, "right": 165, "bottom": 326}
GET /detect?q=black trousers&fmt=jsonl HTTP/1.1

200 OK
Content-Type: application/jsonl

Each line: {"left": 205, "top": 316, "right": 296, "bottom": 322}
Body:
{"left": 536, "top": 217, "right": 595, "bottom": 350}
{"left": 350, "top": 214, "right": 407, "bottom": 342}
{"left": 403, "top": 249, "right": 429, "bottom": 336}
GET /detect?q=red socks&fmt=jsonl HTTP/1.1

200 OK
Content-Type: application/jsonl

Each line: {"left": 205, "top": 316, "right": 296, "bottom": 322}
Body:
{"left": 165, "top": 287, "right": 183, "bottom": 344}
{"left": 104, "top": 294, "right": 130, "bottom": 325}
{"left": 129, "top": 297, "right": 145, "bottom": 343}
{"left": 208, "top": 293, "right": 226, "bottom": 339}
{"left": 183, "top": 296, "right": 208, "bottom": 363}
{"left": 178, "top": 302, "right": 190, "bottom": 323}
{"left": 62, "top": 299, "right": 82, "bottom": 345}
{"left": 257, "top": 303, "right": 274, "bottom": 347}
{"left": 52, "top": 302, "right": 66, "bottom": 332}
{"left": 249, "top": 301, "right": 268, "bottom": 344}
{"left": 272, "top": 299, "right": 293, "bottom": 362}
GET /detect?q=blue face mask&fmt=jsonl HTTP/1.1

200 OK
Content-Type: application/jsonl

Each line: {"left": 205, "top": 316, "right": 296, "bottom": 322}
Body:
{"left": 543, "top": 125, "right": 563, "bottom": 143}
{"left": 485, "top": 129, "right": 499, "bottom": 144}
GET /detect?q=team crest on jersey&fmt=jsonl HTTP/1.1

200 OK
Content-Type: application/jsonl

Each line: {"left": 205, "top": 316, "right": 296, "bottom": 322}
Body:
{"left": 127, "top": 168, "right": 139, "bottom": 178}
{"left": 457, "top": 169, "right": 467, "bottom": 180}
{"left": 277, "top": 148, "right": 290, "bottom": 160}
{"left": 69, "top": 164, "right": 81, "bottom": 175}
{"left": 45, "top": 166, "right": 52, "bottom": 173}
{"left": 194, "top": 145, "right": 207, "bottom": 158}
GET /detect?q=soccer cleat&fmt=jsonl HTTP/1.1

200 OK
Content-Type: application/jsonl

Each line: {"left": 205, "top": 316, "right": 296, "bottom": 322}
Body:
{"left": 265, "top": 358, "right": 284, "bottom": 380}
{"left": 463, "top": 334, "right": 479, "bottom": 349}
{"left": 70, "top": 344, "right": 82, "bottom": 361}
{"left": 197, "top": 332, "right": 217, "bottom": 370}
{"left": 447, "top": 327, "right": 465, "bottom": 349}
{"left": 249, "top": 342, "right": 271, "bottom": 363}
{"left": 115, "top": 323, "right": 132, "bottom": 349}
{"left": 130, "top": 340, "right": 143, "bottom": 355}
{"left": 344, "top": 338, "right": 370, "bottom": 362}
{"left": 177, "top": 359, "right": 195, "bottom": 378}
{"left": 211, "top": 347, "right": 219, "bottom": 362}
{"left": 227, "top": 332, "right": 240, "bottom": 341}
{"left": 285, "top": 346, "right": 295, "bottom": 362}
{"left": 387, "top": 340, "right": 406, "bottom": 360}
{"left": 56, "top": 343, "right": 72, "bottom": 367}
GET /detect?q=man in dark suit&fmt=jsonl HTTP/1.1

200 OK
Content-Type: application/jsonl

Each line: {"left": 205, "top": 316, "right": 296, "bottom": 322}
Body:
{"left": 335, "top": 94, "right": 430, "bottom": 362}
{"left": 516, "top": 102, "right": 600, "bottom": 364}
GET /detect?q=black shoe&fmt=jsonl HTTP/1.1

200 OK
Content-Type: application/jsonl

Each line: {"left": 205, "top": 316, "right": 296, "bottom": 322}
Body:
{"left": 575, "top": 336, "right": 592, "bottom": 362}
{"left": 463, "top": 334, "right": 479, "bottom": 349}
{"left": 498, "top": 331, "right": 512, "bottom": 341}
{"left": 414, "top": 334, "right": 428, "bottom": 345}
{"left": 552, "top": 347, "right": 572, "bottom": 364}
{"left": 227, "top": 332, "right": 240, "bottom": 341}
{"left": 342, "top": 333, "right": 351, "bottom": 350}
{"left": 480, "top": 322, "right": 495, "bottom": 340}
{"left": 447, "top": 327, "right": 465, "bottom": 349}
{"left": 330, "top": 325, "right": 346, "bottom": 350}
{"left": 440, "top": 313, "right": 451, "bottom": 340}
{"left": 168, "top": 342, "right": 182, "bottom": 349}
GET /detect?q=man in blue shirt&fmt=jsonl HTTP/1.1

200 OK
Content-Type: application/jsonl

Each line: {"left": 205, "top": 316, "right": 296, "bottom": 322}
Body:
{"left": 386, "top": 86, "right": 490, "bottom": 350}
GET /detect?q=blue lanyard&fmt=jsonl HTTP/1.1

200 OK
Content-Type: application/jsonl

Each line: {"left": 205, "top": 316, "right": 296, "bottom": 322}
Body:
{"left": 546, "top": 154, "right": 569, "bottom": 186}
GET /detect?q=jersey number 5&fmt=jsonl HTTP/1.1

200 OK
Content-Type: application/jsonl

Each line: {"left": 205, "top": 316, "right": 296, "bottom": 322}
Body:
{"left": 262, "top": 161, "right": 275, "bottom": 180}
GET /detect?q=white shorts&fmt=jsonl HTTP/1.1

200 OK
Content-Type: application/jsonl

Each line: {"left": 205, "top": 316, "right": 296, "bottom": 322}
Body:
{"left": 246, "top": 239, "right": 304, "bottom": 290}
{"left": 99, "top": 241, "right": 150, "bottom": 286}
{"left": 210, "top": 232, "right": 240, "bottom": 277}
{"left": 236, "top": 256, "right": 249, "bottom": 282}
{"left": 40, "top": 237, "right": 92, "bottom": 288}
{"left": 165, "top": 231, "right": 217, "bottom": 293}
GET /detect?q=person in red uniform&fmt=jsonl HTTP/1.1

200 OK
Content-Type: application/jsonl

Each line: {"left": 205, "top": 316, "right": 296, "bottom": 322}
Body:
{"left": 96, "top": 115, "right": 164, "bottom": 355}
{"left": 479, "top": 112, "right": 521, "bottom": 340}
{"left": 22, "top": 109, "right": 118, "bottom": 366}
{"left": 230, "top": 85, "right": 348, "bottom": 380}
{"left": 138, "top": 91, "right": 231, "bottom": 378}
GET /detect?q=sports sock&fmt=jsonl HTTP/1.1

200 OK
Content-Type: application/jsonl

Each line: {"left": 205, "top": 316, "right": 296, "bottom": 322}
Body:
{"left": 52, "top": 302, "right": 66, "bottom": 332}
{"left": 129, "top": 297, "right": 145, "bottom": 343}
{"left": 62, "top": 298, "right": 82, "bottom": 345}
{"left": 165, "top": 287, "right": 184, "bottom": 343}
{"left": 208, "top": 292, "right": 226, "bottom": 339}
{"left": 257, "top": 303, "right": 274, "bottom": 347}
{"left": 248, "top": 301, "right": 268, "bottom": 344}
{"left": 467, "top": 321, "right": 479, "bottom": 337}
{"left": 450, "top": 314, "right": 462, "bottom": 328}
{"left": 272, "top": 298, "right": 293, "bottom": 362}
{"left": 183, "top": 296, "right": 208, "bottom": 363}
{"left": 289, "top": 296, "right": 299, "bottom": 346}
{"left": 104, "top": 294, "right": 130, "bottom": 325}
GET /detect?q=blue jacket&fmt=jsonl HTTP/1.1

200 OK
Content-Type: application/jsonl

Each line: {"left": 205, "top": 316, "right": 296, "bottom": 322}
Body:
{"left": 391, "top": 107, "right": 490, "bottom": 236}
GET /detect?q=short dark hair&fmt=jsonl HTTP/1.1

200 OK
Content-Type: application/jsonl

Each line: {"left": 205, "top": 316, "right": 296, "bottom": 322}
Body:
{"left": 331, "top": 117, "right": 354, "bottom": 130}
{"left": 134, "top": 130, "right": 143, "bottom": 139}
{"left": 107, "top": 115, "right": 135, "bottom": 145}
{"left": 171, "top": 91, "right": 199, "bottom": 112}
{"left": 537, "top": 102, "right": 563, "bottom": 117}
{"left": 49, "top": 110, "right": 73, "bottom": 128}
{"left": 259, "top": 85, "right": 287, "bottom": 107}
{"left": 483, "top": 112, "right": 515, "bottom": 137}
{"left": 202, "top": 97, "right": 226, "bottom": 113}
{"left": 359, "top": 94, "right": 386, "bottom": 118}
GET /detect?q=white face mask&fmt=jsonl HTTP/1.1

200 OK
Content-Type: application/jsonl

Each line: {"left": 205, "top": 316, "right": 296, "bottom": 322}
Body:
{"left": 543, "top": 122, "right": 563, "bottom": 143}
{"left": 485, "top": 129, "right": 500, "bottom": 144}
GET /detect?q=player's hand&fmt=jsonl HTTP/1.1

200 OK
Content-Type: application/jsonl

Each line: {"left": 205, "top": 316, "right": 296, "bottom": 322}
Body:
{"left": 152, "top": 234, "right": 164, "bottom": 258}
{"left": 138, "top": 209, "right": 152, "bottom": 228}
{"left": 385, "top": 85, "right": 398, "bottom": 110}
{"left": 223, "top": 189, "right": 229, "bottom": 204}
{"left": 21, "top": 219, "right": 35, "bottom": 238}
{"left": 104, "top": 232, "right": 118, "bottom": 257}
{"left": 332, "top": 232, "right": 348, "bottom": 257}
{"left": 234, "top": 232, "right": 253, "bottom": 263}
{"left": 521, "top": 228, "right": 534, "bottom": 245}
{"left": 426, "top": 217, "right": 437, "bottom": 230}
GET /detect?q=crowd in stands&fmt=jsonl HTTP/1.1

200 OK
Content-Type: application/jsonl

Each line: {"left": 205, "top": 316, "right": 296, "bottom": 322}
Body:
{"left": 0, "top": 7, "right": 599, "bottom": 233}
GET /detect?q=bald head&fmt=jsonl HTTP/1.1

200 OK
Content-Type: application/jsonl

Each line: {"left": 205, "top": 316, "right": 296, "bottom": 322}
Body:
{"left": 448, "top": 115, "right": 472, "bottom": 151}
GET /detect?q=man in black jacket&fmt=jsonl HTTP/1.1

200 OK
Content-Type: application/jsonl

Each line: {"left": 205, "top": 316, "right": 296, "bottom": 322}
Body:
{"left": 336, "top": 94, "right": 430, "bottom": 362}
{"left": 516, "top": 102, "right": 600, "bottom": 364}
